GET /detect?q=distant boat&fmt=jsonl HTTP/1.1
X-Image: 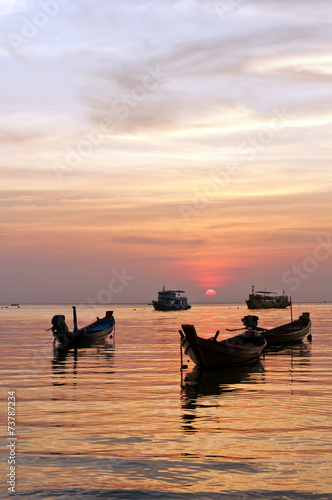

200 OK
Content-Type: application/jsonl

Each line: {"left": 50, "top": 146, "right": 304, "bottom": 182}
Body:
{"left": 180, "top": 324, "right": 266, "bottom": 368}
{"left": 152, "top": 286, "right": 191, "bottom": 311}
{"left": 50, "top": 307, "right": 115, "bottom": 349}
{"left": 246, "top": 285, "right": 290, "bottom": 309}
{"left": 241, "top": 312, "right": 311, "bottom": 344}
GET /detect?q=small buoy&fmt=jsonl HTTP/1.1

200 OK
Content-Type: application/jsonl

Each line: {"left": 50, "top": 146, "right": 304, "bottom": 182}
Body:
{"left": 307, "top": 333, "right": 312, "bottom": 342}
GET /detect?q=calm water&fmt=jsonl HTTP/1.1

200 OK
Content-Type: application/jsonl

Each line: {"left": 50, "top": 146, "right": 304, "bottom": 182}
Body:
{"left": 1, "top": 303, "right": 332, "bottom": 499}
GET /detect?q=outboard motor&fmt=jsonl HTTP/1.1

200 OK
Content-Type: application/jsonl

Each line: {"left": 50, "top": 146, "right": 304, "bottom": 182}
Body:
{"left": 51, "top": 315, "right": 69, "bottom": 334}
{"left": 51, "top": 315, "right": 74, "bottom": 347}
{"left": 241, "top": 315, "right": 259, "bottom": 329}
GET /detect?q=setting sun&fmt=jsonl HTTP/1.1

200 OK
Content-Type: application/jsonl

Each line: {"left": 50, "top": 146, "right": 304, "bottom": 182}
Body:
{"left": 205, "top": 289, "right": 217, "bottom": 296}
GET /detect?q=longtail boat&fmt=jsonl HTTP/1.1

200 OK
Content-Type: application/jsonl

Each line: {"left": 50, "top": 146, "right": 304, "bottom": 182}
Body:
{"left": 241, "top": 312, "right": 311, "bottom": 345}
{"left": 50, "top": 307, "right": 115, "bottom": 350}
{"left": 180, "top": 325, "right": 267, "bottom": 369}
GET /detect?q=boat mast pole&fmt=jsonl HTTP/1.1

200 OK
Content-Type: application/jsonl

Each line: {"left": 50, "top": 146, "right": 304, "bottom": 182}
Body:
{"left": 180, "top": 336, "right": 183, "bottom": 368}
{"left": 290, "top": 297, "right": 293, "bottom": 330}
{"left": 72, "top": 306, "right": 78, "bottom": 332}
{"left": 179, "top": 330, "right": 188, "bottom": 371}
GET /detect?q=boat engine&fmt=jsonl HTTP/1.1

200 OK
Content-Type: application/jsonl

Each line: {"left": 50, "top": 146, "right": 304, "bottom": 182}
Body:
{"left": 51, "top": 315, "right": 75, "bottom": 347}
{"left": 51, "top": 315, "right": 69, "bottom": 334}
{"left": 241, "top": 315, "right": 259, "bottom": 329}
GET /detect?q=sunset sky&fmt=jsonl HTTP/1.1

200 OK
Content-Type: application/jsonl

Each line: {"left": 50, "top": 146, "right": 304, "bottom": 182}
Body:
{"left": 1, "top": 0, "right": 332, "bottom": 304}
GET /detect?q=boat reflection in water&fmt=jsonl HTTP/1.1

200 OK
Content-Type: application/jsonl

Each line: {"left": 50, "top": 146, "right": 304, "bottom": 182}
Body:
{"left": 51, "top": 338, "right": 115, "bottom": 387}
{"left": 180, "top": 361, "right": 266, "bottom": 433}
{"left": 264, "top": 341, "right": 312, "bottom": 393}
{"left": 265, "top": 341, "right": 312, "bottom": 358}
{"left": 182, "top": 360, "right": 266, "bottom": 398}
{"left": 180, "top": 340, "right": 312, "bottom": 433}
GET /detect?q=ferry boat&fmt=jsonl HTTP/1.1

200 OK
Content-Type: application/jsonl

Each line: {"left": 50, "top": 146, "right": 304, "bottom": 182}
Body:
{"left": 152, "top": 286, "right": 191, "bottom": 311}
{"left": 246, "top": 285, "right": 290, "bottom": 309}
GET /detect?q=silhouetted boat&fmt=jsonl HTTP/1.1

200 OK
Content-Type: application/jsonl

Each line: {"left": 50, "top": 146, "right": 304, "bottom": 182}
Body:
{"left": 180, "top": 324, "right": 267, "bottom": 368}
{"left": 246, "top": 285, "right": 290, "bottom": 309}
{"left": 50, "top": 307, "right": 115, "bottom": 349}
{"left": 152, "top": 286, "right": 191, "bottom": 311}
{"left": 241, "top": 312, "right": 311, "bottom": 344}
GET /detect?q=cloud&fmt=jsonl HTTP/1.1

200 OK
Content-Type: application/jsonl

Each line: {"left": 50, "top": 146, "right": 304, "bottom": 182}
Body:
{"left": 0, "top": 129, "right": 47, "bottom": 145}
{"left": 1, "top": 0, "right": 332, "bottom": 302}
{"left": 74, "top": 2, "right": 332, "bottom": 143}
{"left": 114, "top": 235, "right": 204, "bottom": 246}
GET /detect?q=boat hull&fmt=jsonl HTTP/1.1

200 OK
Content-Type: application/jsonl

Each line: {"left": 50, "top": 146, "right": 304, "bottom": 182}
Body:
{"left": 181, "top": 324, "right": 267, "bottom": 368}
{"left": 261, "top": 314, "right": 311, "bottom": 344}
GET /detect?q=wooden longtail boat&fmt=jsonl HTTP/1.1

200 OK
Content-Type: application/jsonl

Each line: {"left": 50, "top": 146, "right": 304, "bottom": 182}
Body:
{"left": 180, "top": 325, "right": 267, "bottom": 369}
{"left": 241, "top": 312, "right": 311, "bottom": 345}
{"left": 50, "top": 307, "right": 115, "bottom": 349}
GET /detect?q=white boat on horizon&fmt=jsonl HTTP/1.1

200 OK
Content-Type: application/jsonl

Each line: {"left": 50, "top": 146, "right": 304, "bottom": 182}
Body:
{"left": 152, "top": 286, "right": 191, "bottom": 311}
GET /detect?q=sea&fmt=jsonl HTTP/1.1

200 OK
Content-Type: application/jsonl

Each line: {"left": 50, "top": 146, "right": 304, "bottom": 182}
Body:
{"left": 1, "top": 303, "right": 332, "bottom": 500}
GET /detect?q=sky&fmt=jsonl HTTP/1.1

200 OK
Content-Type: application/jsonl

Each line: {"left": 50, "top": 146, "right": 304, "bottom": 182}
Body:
{"left": 1, "top": 0, "right": 332, "bottom": 304}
